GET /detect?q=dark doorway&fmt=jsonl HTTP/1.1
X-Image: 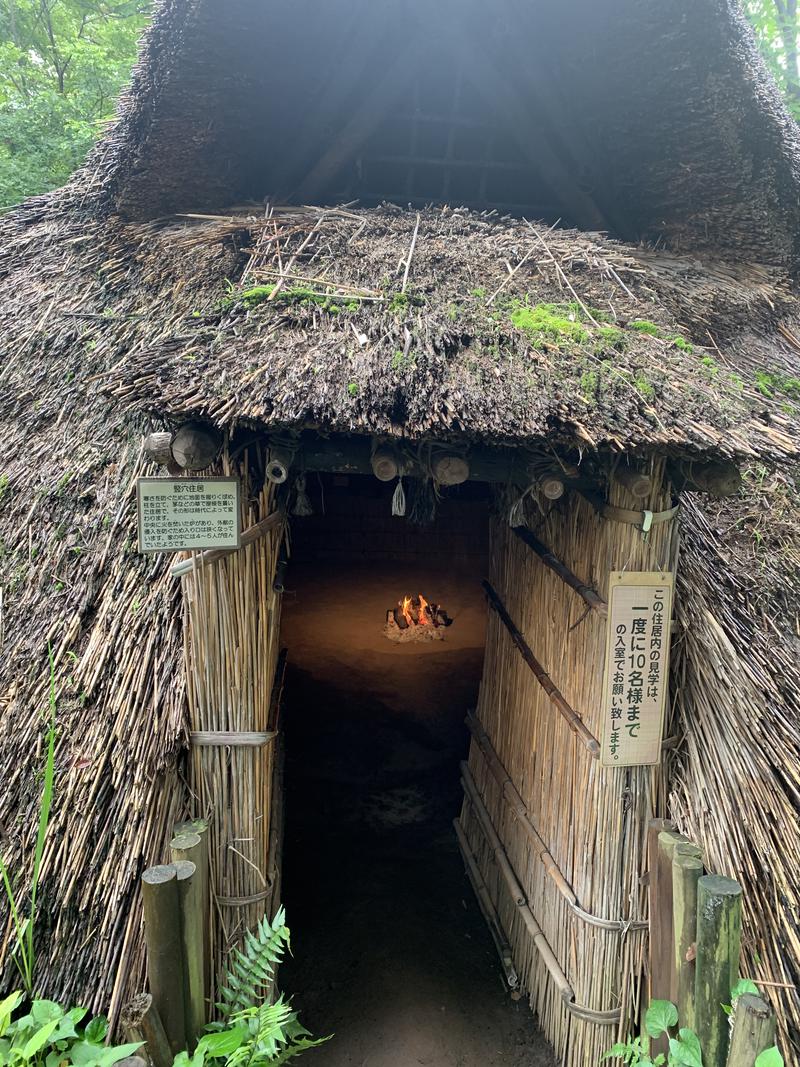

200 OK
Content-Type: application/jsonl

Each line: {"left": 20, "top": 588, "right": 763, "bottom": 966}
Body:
{"left": 278, "top": 474, "right": 553, "bottom": 1066}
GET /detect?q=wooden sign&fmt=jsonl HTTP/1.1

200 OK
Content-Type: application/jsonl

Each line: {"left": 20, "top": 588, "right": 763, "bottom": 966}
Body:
{"left": 137, "top": 477, "right": 240, "bottom": 553}
{"left": 600, "top": 571, "right": 674, "bottom": 767}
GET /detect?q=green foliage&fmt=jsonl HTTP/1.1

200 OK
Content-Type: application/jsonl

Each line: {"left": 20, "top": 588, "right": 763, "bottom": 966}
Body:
{"left": 0, "top": 648, "right": 57, "bottom": 995}
{"left": 755, "top": 1048, "right": 785, "bottom": 1067}
{"left": 606, "top": 995, "right": 783, "bottom": 1067}
{"left": 176, "top": 998, "right": 328, "bottom": 1067}
{"left": 347, "top": 382, "right": 359, "bottom": 397}
{"left": 754, "top": 369, "right": 800, "bottom": 399}
{"left": 0, "top": 1, "right": 151, "bottom": 210}
{"left": 745, "top": 1, "right": 800, "bottom": 120}
{"left": 634, "top": 373, "right": 656, "bottom": 399}
{"left": 218, "top": 908, "right": 290, "bottom": 1020}
{"left": 509, "top": 300, "right": 591, "bottom": 347}
{"left": 237, "top": 285, "right": 357, "bottom": 314}
{"left": 628, "top": 320, "right": 662, "bottom": 336}
{"left": 0, "top": 473, "right": 9, "bottom": 502}
{"left": 0, "top": 991, "right": 141, "bottom": 1067}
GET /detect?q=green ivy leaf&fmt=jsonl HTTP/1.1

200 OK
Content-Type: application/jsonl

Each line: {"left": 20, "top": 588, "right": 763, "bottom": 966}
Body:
{"left": 645, "top": 1000, "right": 679, "bottom": 1038}
{"left": 755, "top": 1048, "right": 784, "bottom": 1067}
{"left": 731, "top": 979, "right": 760, "bottom": 1000}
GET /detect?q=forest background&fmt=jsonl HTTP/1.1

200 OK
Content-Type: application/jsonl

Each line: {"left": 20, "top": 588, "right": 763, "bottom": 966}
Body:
{"left": 0, "top": 0, "right": 798, "bottom": 213}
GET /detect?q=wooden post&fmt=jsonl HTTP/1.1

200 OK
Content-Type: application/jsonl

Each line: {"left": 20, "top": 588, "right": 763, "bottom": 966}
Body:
{"left": 658, "top": 830, "right": 692, "bottom": 1001}
{"left": 672, "top": 846, "right": 704, "bottom": 1028}
{"left": 171, "top": 850, "right": 206, "bottom": 1045}
{"left": 537, "top": 473, "right": 565, "bottom": 500}
{"left": 727, "top": 994, "right": 776, "bottom": 1067}
{"left": 173, "top": 820, "right": 212, "bottom": 1003}
{"left": 694, "top": 875, "right": 743, "bottom": 1067}
{"left": 140, "top": 864, "right": 187, "bottom": 1056}
{"left": 647, "top": 819, "right": 675, "bottom": 1002}
{"left": 121, "top": 993, "right": 173, "bottom": 1067}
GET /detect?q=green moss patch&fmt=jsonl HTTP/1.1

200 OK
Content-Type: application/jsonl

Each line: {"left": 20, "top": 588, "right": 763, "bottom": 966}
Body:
{"left": 509, "top": 301, "right": 591, "bottom": 347}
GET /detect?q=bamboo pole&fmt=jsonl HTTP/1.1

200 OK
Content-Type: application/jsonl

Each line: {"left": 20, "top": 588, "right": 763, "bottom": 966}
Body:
{"left": 482, "top": 580, "right": 601, "bottom": 757}
{"left": 511, "top": 526, "right": 607, "bottom": 617}
{"left": 727, "top": 994, "right": 776, "bottom": 1067}
{"left": 672, "top": 848, "right": 704, "bottom": 1029}
{"left": 453, "top": 818, "right": 519, "bottom": 990}
{"left": 121, "top": 993, "right": 173, "bottom": 1067}
{"left": 694, "top": 875, "right": 742, "bottom": 1067}
{"left": 141, "top": 865, "right": 187, "bottom": 1056}
{"left": 170, "top": 847, "right": 206, "bottom": 1045}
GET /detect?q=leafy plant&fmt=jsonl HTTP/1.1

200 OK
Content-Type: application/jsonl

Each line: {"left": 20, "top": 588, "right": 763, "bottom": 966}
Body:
{"left": 604, "top": 996, "right": 784, "bottom": 1067}
{"left": 0, "top": 647, "right": 58, "bottom": 995}
{"left": 175, "top": 999, "right": 327, "bottom": 1067}
{"left": 176, "top": 909, "right": 328, "bottom": 1065}
{"left": 0, "top": 990, "right": 141, "bottom": 1067}
{"left": 217, "top": 908, "right": 291, "bottom": 1019}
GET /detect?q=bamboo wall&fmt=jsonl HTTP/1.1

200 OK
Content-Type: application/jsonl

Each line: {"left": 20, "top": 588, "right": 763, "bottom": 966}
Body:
{"left": 459, "top": 462, "right": 679, "bottom": 1066}
{"left": 181, "top": 449, "right": 285, "bottom": 992}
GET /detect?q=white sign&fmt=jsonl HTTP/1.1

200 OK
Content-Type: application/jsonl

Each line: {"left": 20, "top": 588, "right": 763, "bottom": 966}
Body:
{"left": 137, "top": 477, "right": 241, "bottom": 553}
{"left": 600, "top": 571, "right": 674, "bottom": 768}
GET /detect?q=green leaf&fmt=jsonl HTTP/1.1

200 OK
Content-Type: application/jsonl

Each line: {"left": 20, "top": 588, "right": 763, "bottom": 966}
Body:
{"left": 668, "top": 1029, "right": 703, "bottom": 1067}
{"left": 755, "top": 1048, "right": 784, "bottom": 1067}
{"left": 731, "top": 979, "right": 760, "bottom": 1000}
{"left": 31, "top": 1000, "right": 65, "bottom": 1025}
{"left": 22, "top": 1017, "right": 61, "bottom": 1058}
{"left": 645, "top": 1000, "right": 679, "bottom": 1038}
{"left": 84, "top": 1015, "right": 109, "bottom": 1043}
{"left": 197, "top": 1026, "right": 248, "bottom": 1057}
{"left": 0, "top": 991, "right": 23, "bottom": 1035}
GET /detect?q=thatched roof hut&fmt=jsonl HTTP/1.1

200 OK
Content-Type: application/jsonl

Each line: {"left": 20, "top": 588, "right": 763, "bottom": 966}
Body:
{"left": 2, "top": 0, "right": 800, "bottom": 1062}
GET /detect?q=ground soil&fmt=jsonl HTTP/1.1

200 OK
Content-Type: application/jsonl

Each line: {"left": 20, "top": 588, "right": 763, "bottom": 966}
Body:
{"left": 279, "top": 560, "right": 555, "bottom": 1067}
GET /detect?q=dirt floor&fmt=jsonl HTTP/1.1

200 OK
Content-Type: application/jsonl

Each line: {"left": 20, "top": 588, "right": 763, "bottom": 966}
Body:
{"left": 279, "top": 560, "right": 555, "bottom": 1067}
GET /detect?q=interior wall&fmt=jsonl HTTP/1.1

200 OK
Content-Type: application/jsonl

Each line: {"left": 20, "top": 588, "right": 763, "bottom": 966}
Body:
{"left": 458, "top": 467, "right": 678, "bottom": 1067}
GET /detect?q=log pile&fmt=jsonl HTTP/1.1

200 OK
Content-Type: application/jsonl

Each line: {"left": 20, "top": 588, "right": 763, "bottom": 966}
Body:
{"left": 384, "top": 594, "right": 452, "bottom": 642}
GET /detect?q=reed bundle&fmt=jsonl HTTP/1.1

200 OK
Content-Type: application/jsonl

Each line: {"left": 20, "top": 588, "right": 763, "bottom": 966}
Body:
{"left": 459, "top": 458, "right": 678, "bottom": 1067}
{"left": 181, "top": 448, "right": 284, "bottom": 991}
{"left": 670, "top": 486, "right": 800, "bottom": 1060}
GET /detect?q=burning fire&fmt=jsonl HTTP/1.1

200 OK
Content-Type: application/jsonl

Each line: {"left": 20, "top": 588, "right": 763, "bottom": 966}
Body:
{"left": 401, "top": 595, "right": 414, "bottom": 627}
{"left": 401, "top": 594, "right": 432, "bottom": 626}
{"left": 417, "top": 593, "right": 431, "bottom": 624}
{"left": 386, "top": 594, "right": 452, "bottom": 642}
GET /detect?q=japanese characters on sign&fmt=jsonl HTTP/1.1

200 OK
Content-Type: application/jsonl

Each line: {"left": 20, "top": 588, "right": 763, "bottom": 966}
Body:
{"left": 600, "top": 571, "right": 674, "bottom": 768}
{"left": 137, "top": 477, "right": 241, "bottom": 553}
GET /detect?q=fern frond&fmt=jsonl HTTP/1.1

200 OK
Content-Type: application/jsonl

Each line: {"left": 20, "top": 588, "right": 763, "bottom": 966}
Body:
{"left": 218, "top": 909, "right": 291, "bottom": 1018}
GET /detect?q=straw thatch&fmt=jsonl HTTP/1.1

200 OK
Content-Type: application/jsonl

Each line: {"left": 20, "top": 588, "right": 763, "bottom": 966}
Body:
{"left": 2, "top": 0, "right": 800, "bottom": 1057}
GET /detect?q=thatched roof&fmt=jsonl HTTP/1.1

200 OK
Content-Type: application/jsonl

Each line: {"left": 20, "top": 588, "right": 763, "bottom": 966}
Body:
{"left": 2, "top": 0, "right": 800, "bottom": 1051}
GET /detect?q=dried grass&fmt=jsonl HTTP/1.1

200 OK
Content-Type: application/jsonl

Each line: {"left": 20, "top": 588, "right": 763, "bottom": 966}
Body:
{"left": 459, "top": 462, "right": 678, "bottom": 1066}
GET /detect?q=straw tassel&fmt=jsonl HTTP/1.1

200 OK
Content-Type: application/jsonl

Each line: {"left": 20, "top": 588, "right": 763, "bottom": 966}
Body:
{"left": 391, "top": 475, "right": 406, "bottom": 517}
{"left": 291, "top": 473, "right": 313, "bottom": 516}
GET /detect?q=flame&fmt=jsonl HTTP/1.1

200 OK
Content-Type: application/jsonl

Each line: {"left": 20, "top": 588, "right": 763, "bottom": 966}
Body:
{"left": 401, "top": 595, "right": 414, "bottom": 627}
{"left": 417, "top": 593, "right": 431, "bottom": 624}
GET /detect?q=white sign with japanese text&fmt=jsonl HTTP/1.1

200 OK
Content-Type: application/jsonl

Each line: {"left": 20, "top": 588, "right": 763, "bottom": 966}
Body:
{"left": 600, "top": 571, "right": 674, "bottom": 768}
{"left": 137, "top": 477, "right": 241, "bottom": 553}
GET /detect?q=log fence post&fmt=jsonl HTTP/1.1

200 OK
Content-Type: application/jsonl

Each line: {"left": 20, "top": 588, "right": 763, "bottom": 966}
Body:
{"left": 694, "top": 874, "right": 742, "bottom": 1067}
{"left": 141, "top": 865, "right": 187, "bottom": 1056}
{"left": 727, "top": 994, "right": 777, "bottom": 1067}
{"left": 671, "top": 844, "right": 703, "bottom": 1029}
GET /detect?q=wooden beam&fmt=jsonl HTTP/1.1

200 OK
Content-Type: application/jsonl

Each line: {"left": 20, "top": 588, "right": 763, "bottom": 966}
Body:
{"left": 443, "top": 24, "right": 608, "bottom": 231}
{"left": 292, "top": 43, "right": 433, "bottom": 204}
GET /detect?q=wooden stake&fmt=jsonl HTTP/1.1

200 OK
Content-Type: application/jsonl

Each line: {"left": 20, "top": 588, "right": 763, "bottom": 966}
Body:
{"left": 647, "top": 820, "right": 676, "bottom": 1059}
{"left": 173, "top": 821, "right": 211, "bottom": 1005}
{"left": 672, "top": 847, "right": 704, "bottom": 1028}
{"left": 172, "top": 858, "right": 205, "bottom": 1046}
{"left": 121, "top": 993, "right": 173, "bottom": 1067}
{"left": 658, "top": 830, "right": 691, "bottom": 1002}
{"left": 727, "top": 994, "right": 777, "bottom": 1067}
{"left": 140, "top": 864, "right": 187, "bottom": 1056}
{"left": 694, "top": 875, "right": 742, "bottom": 1067}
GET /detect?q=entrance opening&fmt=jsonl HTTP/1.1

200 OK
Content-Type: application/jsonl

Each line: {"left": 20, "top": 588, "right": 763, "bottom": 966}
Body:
{"left": 278, "top": 473, "right": 553, "bottom": 1065}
